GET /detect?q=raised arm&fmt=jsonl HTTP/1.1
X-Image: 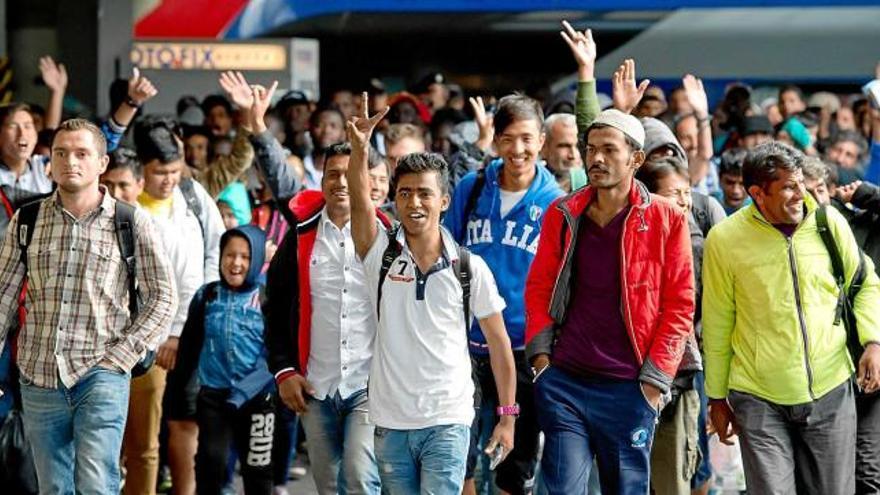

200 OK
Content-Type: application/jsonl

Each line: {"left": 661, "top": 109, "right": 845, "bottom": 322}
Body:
{"left": 247, "top": 80, "right": 301, "bottom": 202}
{"left": 560, "top": 21, "right": 600, "bottom": 144}
{"left": 39, "top": 56, "right": 67, "bottom": 130}
{"left": 112, "top": 68, "right": 158, "bottom": 131}
{"left": 469, "top": 96, "right": 494, "bottom": 153}
{"left": 612, "top": 59, "right": 649, "bottom": 115}
{"left": 683, "top": 74, "right": 714, "bottom": 162}
{"left": 347, "top": 92, "right": 389, "bottom": 259}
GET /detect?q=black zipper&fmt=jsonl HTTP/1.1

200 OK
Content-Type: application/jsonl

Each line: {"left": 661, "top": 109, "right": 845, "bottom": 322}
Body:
{"left": 786, "top": 236, "right": 817, "bottom": 400}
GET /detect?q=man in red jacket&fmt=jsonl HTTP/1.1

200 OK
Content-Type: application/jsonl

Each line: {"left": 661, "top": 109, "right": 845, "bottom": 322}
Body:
{"left": 525, "top": 109, "right": 695, "bottom": 494}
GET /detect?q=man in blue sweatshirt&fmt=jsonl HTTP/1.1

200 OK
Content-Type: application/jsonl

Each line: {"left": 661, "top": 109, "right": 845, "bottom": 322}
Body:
{"left": 444, "top": 94, "right": 563, "bottom": 495}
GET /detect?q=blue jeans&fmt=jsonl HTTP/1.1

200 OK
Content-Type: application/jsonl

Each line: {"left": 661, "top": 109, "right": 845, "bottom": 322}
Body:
{"left": 691, "top": 370, "right": 713, "bottom": 489}
{"left": 300, "top": 389, "right": 380, "bottom": 494}
{"left": 20, "top": 366, "right": 130, "bottom": 495}
{"left": 534, "top": 366, "right": 658, "bottom": 495}
{"left": 374, "top": 424, "right": 470, "bottom": 495}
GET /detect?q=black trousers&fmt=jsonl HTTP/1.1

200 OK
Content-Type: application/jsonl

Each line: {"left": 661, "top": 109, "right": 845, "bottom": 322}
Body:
{"left": 857, "top": 392, "right": 880, "bottom": 495}
{"left": 466, "top": 350, "right": 540, "bottom": 495}
{"left": 195, "top": 387, "right": 275, "bottom": 495}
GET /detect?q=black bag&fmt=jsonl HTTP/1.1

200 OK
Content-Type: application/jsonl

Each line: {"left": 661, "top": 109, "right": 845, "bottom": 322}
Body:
{"left": 0, "top": 409, "right": 39, "bottom": 494}
{"left": 815, "top": 206, "right": 877, "bottom": 396}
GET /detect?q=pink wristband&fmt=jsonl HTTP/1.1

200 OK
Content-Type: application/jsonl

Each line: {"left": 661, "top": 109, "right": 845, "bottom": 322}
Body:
{"left": 496, "top": 404, "right": 520, "bottom": 416}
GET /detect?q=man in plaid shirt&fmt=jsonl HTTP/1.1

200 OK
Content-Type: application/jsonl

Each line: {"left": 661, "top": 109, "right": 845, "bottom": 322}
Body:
{"left": 0, "top": 119, "right": 177, "bottom": 494}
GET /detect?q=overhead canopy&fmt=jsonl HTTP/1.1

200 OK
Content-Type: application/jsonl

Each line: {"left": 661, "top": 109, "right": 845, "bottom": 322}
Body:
{"left": 134, "top": 1, "right": 880, "bottom": 39}
{"left": 590, "top": 7, "right": 880, "bottom": 82}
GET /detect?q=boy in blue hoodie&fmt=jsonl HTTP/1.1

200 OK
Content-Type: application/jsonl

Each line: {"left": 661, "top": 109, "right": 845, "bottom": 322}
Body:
{"left": 167, "top": 225, "right": 275, "bottom": 495}
{"left": 444, "top": 94, "right": 563, "bottom": 495}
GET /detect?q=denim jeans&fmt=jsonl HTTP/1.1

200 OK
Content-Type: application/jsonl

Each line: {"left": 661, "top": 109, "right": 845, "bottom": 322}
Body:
{"left": 534, "top": 366, "right": 658, "bottom": 495}
{"left": 300, "top": 388, "right": 380, "bottom": 495}
{"left": 20, "top": 366, "right": 130, "bottom": 495}
{"left": 374, "top": 424, "right": 470, "bottom": 495}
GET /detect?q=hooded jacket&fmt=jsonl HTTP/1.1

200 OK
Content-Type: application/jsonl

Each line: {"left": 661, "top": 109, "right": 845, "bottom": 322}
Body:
{"left": 444, "top": 158, "right": 563, "bottom": 353}
{"left": 525, "top": 180, "right": 696, "bottom": 393}
{"left": 170, "top": 225, "right": 270, "bottom": 398}
{"left": 703, "top": 196, "right": 880, "bottom": 405}
{"left": 264, "top": 190, "right": 391, "bottom": 383}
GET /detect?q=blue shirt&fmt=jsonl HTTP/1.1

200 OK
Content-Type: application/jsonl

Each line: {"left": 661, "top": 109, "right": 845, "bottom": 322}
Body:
{"left": 198, "top": 284, "right": 267, "bottom": 390}
{"left": 444, "top": 159, "right": 563, "bottom": 353}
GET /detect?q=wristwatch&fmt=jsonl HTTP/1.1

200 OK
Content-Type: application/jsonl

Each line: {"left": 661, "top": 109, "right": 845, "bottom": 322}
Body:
{"left": 496, "top": 404, "right": 520, "bottom": 417}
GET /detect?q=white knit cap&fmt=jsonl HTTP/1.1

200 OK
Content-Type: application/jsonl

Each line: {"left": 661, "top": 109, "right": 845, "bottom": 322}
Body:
{"left": 588, "top": 109, "right": 645, "bottom": 149}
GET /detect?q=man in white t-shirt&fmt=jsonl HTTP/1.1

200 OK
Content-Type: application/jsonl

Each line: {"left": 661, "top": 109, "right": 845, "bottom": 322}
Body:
{"left": 345, "top": 95, "right": 517, "bottom": 494}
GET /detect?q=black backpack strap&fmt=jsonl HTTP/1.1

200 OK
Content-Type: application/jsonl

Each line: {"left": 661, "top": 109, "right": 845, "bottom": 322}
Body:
{"left": 815, "top": 206, "right": 846, "bottom": 325}
{"left": 456, "top": 246, "right": 472, "bottom": 329}
{"left": 114, "top": 201, "right": 139, "bottom": 317}
{"left": 16, "top": 200, "right": 43, "bottom": 268}
{"left": 463, "top": 169, "right": 487, "bottom": 222}
{"left": 376, "top": 225, "right": 403, "bottom": 321}
{"left": 179, "top": 178, "right": 205, "bottom": 236}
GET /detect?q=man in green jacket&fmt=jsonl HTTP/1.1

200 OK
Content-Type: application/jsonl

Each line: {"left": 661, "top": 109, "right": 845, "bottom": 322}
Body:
{"left": 703, "top": 141, "right": 880, "bottom": 494}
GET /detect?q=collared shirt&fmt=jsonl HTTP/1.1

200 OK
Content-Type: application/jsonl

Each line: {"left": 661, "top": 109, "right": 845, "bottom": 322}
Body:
{"left": 307, "top": 210, "right": 375, "bottom": 400}
{"left": 363, "top": 227, "right": 506, "bottom": 429}
{"left": 0, "top": 155, "right": 54, "bottom": 205}
{"left": 0, "top": 189, "right": 177, "bottom": 388}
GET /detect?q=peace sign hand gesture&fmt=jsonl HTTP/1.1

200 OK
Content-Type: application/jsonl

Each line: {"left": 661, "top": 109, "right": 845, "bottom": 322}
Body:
{"left": 347, "top": 91, "right": 389, "bottom": 149}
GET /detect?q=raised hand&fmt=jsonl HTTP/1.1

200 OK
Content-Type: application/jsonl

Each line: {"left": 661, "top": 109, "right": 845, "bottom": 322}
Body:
{"left": 612, "top": 59, "right": 650, "bottom": 115}
{"left": 250, "top": 81, "right": 279, "bottom": 134}
{"left": 468, "top": 96, "right": 494, "bottom": 151}
{"left": 39, "top": 56, "right": 67, "bottom": 92}
{"left": 219, "top": 71, "right": 254, "bottom": 110}
{"left": 128, "top": 67, "right": 158, "bottom": 106}
{"left": 347, "top": 91, "right": 389, "bottom": 149}
{"left": 560, "top": 20, "right": 596, "bottom": 81}
{"left": 682, "top": 74, "right": 709, "bottom": 119}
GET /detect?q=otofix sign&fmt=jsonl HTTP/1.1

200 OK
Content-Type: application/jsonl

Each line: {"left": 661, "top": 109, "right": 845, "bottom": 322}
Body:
{"left": 131, "top": 42, "right": 288, "bottom": 71}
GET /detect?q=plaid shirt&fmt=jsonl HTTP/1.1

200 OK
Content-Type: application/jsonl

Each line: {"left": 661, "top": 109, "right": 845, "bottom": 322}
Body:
{"left": 0, "top": 190, "right": 177, "bottom": 388}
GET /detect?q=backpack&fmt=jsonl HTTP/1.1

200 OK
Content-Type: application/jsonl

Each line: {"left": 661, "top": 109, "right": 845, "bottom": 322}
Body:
{"left": 815, "top": 205, "right": 874, "bottom": 397}
{"left": 462, "top": 168, "right": 487, "bottom": 222}
{"left": 16, "top": 198, "right": 154, "bottom": 377}
{"left": 376, "top": 225, "right": 473, "bottom": 329}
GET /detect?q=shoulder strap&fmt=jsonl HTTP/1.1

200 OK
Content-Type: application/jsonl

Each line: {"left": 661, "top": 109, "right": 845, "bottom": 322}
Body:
{"left": 0, "top": 186, "right": 13, "bottom": 217}
{"left": 816, "top": 206, "right": 846, "bottom": 325}
{"left": 376, "top": 225, "right": 403, "bottom": 321}
{"left": 456, "top": 246, "right": 472, "bottom": 329}
{"left": 114, "top": 201, "right": 139, "bottom": 317}
{"left": 179, "top": 178, "right": 203, "bottom": 218}
{"left": 179, "top": 178, "right": 206, "bottom": 235}
{"left": 463, "top": 169, "right": 487, "bottom": 222}
{"left": 16, "top": 200, "right": 43, "bottom": 268}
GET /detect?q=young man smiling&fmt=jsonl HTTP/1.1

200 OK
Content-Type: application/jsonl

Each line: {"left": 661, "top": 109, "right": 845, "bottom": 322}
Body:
{"left": 346, "top": 96, "right": 517, "bottom": 494}
{"left": 444, "top": 94, "right": 562, "bottom": 495}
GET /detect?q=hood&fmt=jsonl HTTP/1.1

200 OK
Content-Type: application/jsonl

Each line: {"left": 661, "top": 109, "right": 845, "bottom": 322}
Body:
{"left": 287, "top": 189, "right": 326, "bottom": 224}
{"left": 217, "top": 181, "right": 253, "bottom": 226}
{"left": 220, "top": 224, "right": 266, "bottom": 291}
{"left": 641, "top": 117, "right": 687, "bottom": 162}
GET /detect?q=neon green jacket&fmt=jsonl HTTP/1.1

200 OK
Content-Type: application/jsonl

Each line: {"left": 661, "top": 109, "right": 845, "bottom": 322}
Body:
{"left": 702, "top": 196, "right": 880, "bottom": 405}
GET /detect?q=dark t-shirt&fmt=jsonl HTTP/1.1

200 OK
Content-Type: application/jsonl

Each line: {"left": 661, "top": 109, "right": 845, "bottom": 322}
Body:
{"left": 554, "top": 206, "right": 641, "bottom": 380}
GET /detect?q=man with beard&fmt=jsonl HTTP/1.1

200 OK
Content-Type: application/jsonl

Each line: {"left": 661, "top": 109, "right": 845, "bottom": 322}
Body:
{"left": 525, "top": 108, "right": 695, "bottom": 494}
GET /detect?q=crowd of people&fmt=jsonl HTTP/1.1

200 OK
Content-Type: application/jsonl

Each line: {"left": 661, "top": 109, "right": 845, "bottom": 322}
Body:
{"left": 0, "top": 18, "right": 879, "bottom": 495}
